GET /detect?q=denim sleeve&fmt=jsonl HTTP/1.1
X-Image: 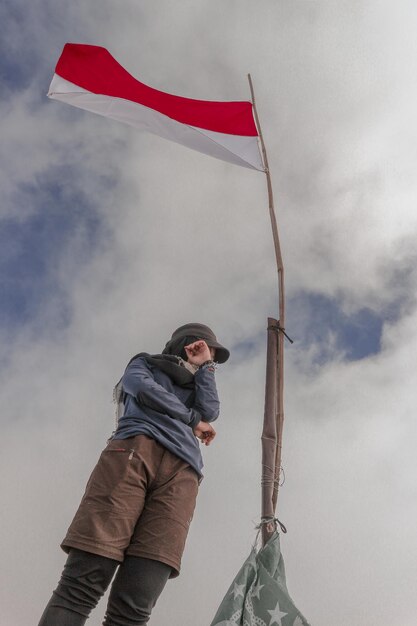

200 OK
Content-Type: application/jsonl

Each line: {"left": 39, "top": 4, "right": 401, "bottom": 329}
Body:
{"left": 122, "top": 357, "right": 201, "bottom": 429}
{"left": 193, "top": 362, "right": 220, "bottom": 422}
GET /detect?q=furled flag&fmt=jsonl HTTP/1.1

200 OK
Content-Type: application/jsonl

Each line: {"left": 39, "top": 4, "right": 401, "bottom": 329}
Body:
{"left": 210, "top": 533, "right": 311, "bottom": 626}
{"left": 48, "top": 43, "right": 264, "bottom": 171}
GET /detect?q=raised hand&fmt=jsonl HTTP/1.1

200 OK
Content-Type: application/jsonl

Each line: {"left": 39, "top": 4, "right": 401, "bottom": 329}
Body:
{"left": 184, "top": 340, "right": 213, "bottom": 366}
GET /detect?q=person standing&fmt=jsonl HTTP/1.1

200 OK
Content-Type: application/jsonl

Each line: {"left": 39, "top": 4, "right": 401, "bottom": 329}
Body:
{"left": 38, "top": 323, "right": 229, "bottom": 626}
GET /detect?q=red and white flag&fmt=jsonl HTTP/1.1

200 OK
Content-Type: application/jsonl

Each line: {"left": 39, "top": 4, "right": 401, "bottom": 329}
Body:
{"left": 48, "top": 43, "right": 264, "bottom": 171}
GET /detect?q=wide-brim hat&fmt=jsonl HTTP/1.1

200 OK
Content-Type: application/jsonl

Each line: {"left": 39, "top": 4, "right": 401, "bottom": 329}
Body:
{"left": 167, "top": 323, "right": 230, "bottom": 363}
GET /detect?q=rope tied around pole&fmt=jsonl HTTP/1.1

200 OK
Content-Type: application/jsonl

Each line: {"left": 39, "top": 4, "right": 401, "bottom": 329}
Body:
{"left": 261, "top": 463, "right": 286, "bottom": 490}
{"left": 256, "top": 517, "right": 287, "bottom": 534}
{"left": 252, "top": 516, "right": 288, "bottom": 551}
{"left": 267, "top": 322, "right": 294, "bottom": 344}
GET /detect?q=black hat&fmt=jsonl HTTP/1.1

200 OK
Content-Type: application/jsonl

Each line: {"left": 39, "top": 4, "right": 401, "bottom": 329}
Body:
{"left": 164, "top": 323, "right": 230, "bottom": 363}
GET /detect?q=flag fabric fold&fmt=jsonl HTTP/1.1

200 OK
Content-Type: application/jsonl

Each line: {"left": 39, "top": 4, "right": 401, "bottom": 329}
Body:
{"left": 210, "top": 533, "right": 311, "bottom": 626}
{"left": 48, "top": 43, "right": 264, "bottom": 171}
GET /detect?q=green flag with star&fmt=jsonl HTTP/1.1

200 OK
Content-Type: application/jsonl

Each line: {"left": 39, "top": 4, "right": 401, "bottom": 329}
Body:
{"left": 210, "top": 533, "right": 311, "bottom": 626}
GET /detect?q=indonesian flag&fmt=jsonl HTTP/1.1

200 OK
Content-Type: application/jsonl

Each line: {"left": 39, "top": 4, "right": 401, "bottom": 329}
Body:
{"left": 48, "top": 43, "right": 265, "bottom": 171}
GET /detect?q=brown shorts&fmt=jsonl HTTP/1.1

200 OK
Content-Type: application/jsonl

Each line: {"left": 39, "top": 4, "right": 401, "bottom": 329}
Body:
{"left": 61, "top": 435, "right": 199, "bottom": 577}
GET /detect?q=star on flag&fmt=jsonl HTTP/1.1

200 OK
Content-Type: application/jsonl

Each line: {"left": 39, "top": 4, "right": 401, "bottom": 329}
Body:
{"left": 230, "top": 582, "right": 245, "bottom": 600}
{"left": 268, "top": 600, "right": 288, "bottom": 626}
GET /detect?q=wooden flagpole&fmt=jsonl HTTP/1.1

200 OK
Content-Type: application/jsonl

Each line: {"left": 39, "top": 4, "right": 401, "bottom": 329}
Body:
{"left": 248, "top": 74, "right": 286, "bottom": 546}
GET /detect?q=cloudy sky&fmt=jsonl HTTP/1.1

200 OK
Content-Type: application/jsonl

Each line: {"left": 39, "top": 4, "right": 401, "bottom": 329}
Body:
{"left": 1, "top": 1, "right": 417, "bottom": 625}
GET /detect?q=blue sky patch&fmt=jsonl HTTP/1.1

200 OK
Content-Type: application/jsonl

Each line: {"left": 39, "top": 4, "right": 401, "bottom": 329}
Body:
{"left": 287, "top": 292, "right": 384, "bottom": 363}
{"left": 0, "top": 164, "right": 111, "bottom": 334}
{"left": 0, "top": 3, "right": 43, "bottom": 93}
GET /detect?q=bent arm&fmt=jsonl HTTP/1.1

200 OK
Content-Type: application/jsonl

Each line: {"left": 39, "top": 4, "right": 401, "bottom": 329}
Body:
{"left": 193, "top": 362, "right": 220, "bottom": 422}
{"left": 122, "top": 357, "right": 201, "bottom": 428}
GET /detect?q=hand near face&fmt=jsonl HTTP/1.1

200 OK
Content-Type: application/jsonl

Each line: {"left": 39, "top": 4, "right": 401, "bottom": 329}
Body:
{"left": 184, "top": 340, "right": 214, "bottom": 366}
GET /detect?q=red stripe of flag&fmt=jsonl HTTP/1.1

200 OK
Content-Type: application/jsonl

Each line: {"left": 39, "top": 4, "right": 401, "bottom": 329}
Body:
{"left": 55, "top": 44, "right": 258, "bottom": 137}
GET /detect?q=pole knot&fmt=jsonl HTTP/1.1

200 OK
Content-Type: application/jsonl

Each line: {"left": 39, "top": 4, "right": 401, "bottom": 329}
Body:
{"left": 267, "top": 322, "right": 294, "bottom": 344}
{"left": 256, "top": 516, "right": 287, "bottom": 534}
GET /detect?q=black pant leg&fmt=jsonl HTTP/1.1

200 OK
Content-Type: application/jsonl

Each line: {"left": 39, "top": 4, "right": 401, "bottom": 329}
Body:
{"left": 38, "top": 549, "right": 119, "bottom": 626}
{"left": 103, "top": 556, "right": 172, "bottom": 626}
